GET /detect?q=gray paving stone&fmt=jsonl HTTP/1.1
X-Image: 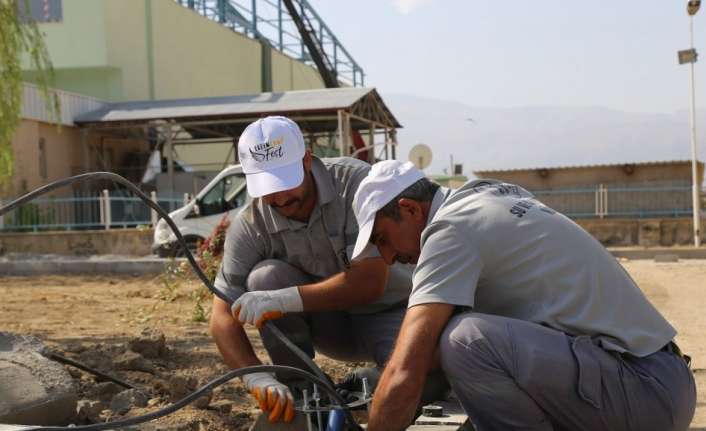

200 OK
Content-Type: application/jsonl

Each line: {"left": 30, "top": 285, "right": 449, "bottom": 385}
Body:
{"left": 0, "top": 332, "right": 77, "bottom": 426}
{"left": 248, "top": 412, "right": 310, "bottom": 430}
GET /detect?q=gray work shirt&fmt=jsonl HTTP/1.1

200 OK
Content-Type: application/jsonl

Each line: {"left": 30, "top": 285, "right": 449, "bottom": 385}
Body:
{"left": 410, "top": 179, "right": 676, "bottom": 357}
{"left": 215, "top": 157, "right": 413, "bottom": 314}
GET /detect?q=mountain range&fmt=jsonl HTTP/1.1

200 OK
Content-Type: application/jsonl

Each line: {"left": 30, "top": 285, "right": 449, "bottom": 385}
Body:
{"left": 383, "top": 93, "right": 706, "bottom": 178}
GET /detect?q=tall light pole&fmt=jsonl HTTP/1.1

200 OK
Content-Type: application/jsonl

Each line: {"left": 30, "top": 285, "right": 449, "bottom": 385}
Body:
{"left": 680, "top": 0, "right": 703, "bottom": 246}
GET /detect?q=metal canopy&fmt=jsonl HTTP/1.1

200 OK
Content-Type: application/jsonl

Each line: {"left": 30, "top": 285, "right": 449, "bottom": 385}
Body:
{"left": 474, "top": 159, "right": 705, "bottom": 175}
{"left": 73, "top": 87, "right": 401, "bottom": 197}
{"left": 74, "top": 87, "right": 400, "bottom": 139}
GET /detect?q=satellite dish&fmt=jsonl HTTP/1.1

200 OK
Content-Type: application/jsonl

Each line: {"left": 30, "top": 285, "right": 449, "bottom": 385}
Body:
{"left": 688, "top": 0, "right": 701, "bottom": 16}
{"left": 409, "top": 144, "right": 432, "bottom": 170}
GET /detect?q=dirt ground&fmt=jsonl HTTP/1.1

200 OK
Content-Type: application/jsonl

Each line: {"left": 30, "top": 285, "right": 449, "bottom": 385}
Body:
{"left": 0, "top": 259, "right": 704, "bottom": 430}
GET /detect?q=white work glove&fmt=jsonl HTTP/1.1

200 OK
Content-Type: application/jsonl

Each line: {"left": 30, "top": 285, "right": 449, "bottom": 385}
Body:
{"left": 231, "top": 286, "right": 303, "bottom": 328}
{"left": 242, "top": 372, "right": 295, "bottom": 423}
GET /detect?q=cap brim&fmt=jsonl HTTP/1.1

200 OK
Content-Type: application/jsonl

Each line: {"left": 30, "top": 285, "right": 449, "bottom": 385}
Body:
{"left": 351, "top": 215, "right": 377, "bottom": 261}
{"left": 245, "top": 162, "right": 304, "bottom": 198}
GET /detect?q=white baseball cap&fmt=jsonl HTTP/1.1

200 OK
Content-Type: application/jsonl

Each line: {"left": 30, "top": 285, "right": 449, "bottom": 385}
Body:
{"left": 238, "top": 116, "right": 306, "bottom": 198}
{"left": 351, "top": 160, "right": 425, "bottom": 260}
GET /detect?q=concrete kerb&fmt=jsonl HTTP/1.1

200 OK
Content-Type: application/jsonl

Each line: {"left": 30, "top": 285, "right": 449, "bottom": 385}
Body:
{"left": 608, "top": 246, "right": 706, "bottom": 260}
{"left": 0, "top": 255, "right": 185, "bottom": 276}
{"left": 2, "top": 247, "right": 706, "bottom": 278}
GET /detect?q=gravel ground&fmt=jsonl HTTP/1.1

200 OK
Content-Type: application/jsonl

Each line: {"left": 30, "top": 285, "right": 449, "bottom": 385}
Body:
{"left": 0, "top": 259, "right": 704, "bottom": 429}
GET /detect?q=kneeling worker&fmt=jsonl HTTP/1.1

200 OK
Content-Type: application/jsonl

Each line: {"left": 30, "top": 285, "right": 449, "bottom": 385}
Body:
{"left": 352, "top": 160, "right": 696, "bottom": 431}
{"left": 209, "top": 117, "right": 418, "bottom": 423}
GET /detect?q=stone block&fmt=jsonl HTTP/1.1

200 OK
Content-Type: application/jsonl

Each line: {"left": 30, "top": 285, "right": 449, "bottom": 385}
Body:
{"left": 638, "top": 220, "right": 662, "bottom": 247}
{"left": 110, "top": 389, "right": 148, "bottom": 415}
{"left": 86, "top": 382, "right": 123, "bottom": 403}
{"left": 167, "top": 375, "right": 198, "bottom": 402}
{"left": 128, "top": 328, "right": 166, "bottom": 358}
{"left": 76, "top": 399, "right": 105, "bottom": 422}
{"left": 0, "top": 332, "right": 77, "bottom": 426}
{"left": 114, "top": 350, "right": 155, "bottom": 373}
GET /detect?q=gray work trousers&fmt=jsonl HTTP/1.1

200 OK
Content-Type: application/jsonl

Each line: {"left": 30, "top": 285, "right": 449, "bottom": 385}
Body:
{"left": 439, "top": 312, "right": 696, "bottom": 431}
{"left": 246, "top": 259, "right": 405, "bottom": 368}
{"left": 247, "top": 260, "right": 449, "bottom": 405}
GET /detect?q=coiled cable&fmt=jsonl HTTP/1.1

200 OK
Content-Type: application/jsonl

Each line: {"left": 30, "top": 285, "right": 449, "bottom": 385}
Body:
{"left": 0, "top": 172, "right": 362, "bottom": 430}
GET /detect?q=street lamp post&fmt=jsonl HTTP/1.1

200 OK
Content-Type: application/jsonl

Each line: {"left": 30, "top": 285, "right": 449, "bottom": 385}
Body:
{"left": 683, "top": 0, "right": 703, "bottom": 247}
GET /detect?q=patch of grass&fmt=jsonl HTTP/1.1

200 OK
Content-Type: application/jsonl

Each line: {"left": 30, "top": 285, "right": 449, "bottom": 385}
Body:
{"left": 157, "top": 215, "right": 230, "bottom": 322}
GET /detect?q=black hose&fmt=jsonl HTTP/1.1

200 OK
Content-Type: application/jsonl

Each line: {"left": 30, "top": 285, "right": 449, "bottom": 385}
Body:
{"left": 0, "top": 172, "right": 334, "bottom": 384}
{"left": 48, "top": 353, "right": 136, "bottom": 390}
{"left": 23, "top": 365, "right": 358, "bottom": 431}
{"left": 0, "top": 172, "right": 362, "bottom": 430}
{"left": 0, "top": 172, "right": 223, "bottom": 304}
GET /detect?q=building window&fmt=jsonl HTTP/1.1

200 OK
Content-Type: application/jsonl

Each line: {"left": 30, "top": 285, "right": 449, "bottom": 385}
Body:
{"left": 19, "top": 0, "right": 63, "bottom": 23}
{"left": 39, "top": 138, "right": 47, "bottom": 180}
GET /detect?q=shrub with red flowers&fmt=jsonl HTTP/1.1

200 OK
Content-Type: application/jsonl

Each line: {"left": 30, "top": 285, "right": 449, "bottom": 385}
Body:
{"left": 195, "top": 214, "right": 231, "bottom": 282}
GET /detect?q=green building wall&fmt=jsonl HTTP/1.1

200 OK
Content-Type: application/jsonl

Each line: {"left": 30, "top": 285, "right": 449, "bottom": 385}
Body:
{"left": 23, "top": 0, "right": 325, "bottom": 102}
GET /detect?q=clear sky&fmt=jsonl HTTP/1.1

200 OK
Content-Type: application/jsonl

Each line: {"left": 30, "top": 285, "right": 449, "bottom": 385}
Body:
{"left": 310, "top": 0, "right": 706, "bottom": 114}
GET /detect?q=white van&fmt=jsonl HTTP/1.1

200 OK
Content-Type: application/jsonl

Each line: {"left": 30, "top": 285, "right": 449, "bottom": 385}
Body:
{"left": 152, "top": 165, "right": 249, "bottom": 257}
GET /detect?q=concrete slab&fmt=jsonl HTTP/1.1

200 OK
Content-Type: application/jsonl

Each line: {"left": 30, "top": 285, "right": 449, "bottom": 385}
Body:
{"left": 0, "top": 333, "right": 77, "bottom": 426}
{"left": 415, "top": 399, "right": 468, "bottom": 427}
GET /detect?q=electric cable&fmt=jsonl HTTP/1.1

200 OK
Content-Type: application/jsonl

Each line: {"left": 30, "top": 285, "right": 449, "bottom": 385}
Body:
{"left": 0, "top": 172, "right": 332, "bottom": 383}
{"left": 0, "top": 172, "right": 221, "bottom": 305}
{"left": 47, "top": 352, "right": 136, "bottom": 390}
{"left": 23, "top": 365, "right": 353, "bottom": 431}
{"left": 0, "top": 172, "right": 362, "bottom": 430}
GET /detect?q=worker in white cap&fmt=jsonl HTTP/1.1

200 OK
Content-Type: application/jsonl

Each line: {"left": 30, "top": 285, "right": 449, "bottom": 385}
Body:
{"left": 351, "top": 160, "right": 695, "bottom": 431}
{"left": 209, "top": 117, "right": 444, "bottom": 423}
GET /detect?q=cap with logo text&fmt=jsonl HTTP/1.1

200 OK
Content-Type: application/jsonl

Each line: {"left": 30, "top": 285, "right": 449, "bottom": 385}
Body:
{"left": 238, "top": 116, "right": 306, "bottom": 198}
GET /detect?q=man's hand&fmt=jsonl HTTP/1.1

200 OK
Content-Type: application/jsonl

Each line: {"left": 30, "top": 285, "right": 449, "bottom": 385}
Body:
{"left": 242, "top": 372, "right": 295, "bottom": 423}
{"left": 231, "top": 287, "right": 303, "bottom": 328}
{"left": 367, "top": 303, "right": 455, "bottom": 431}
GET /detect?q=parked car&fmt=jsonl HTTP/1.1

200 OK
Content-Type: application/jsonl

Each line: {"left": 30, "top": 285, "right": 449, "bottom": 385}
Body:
{"left": 152, "top": 165, "right": 248, "bottom": 257}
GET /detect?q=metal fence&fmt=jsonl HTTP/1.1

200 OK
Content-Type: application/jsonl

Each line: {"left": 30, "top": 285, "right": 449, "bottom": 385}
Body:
{"left": 532, "top": 184, "right": 695, "bottom": 219}
{"left": 0, "top": 191, "right": 185, "bottom": 232}
{"left": 1, "top": 184, "right": 698, "bottom": 232}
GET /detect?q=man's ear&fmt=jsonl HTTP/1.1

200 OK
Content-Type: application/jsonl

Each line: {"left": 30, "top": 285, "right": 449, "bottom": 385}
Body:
{"left": 398, "top": 198, "right": 424, "bottom": 221}
{"left": 303, "top": 150, "right": 312, "bottom": 173}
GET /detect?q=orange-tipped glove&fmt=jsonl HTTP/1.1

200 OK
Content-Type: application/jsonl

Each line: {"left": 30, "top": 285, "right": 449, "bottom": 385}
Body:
{"left": 242, "top": 372, "right": 296, "bottom": 423}
{"left": 231, "top": 287, "right": 303, "bottom": 328}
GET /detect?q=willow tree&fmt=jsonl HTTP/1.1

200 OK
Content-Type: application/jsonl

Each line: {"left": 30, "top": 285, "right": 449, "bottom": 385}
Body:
{"left": 0, "top": 0, "right": 59, "bottom": 191}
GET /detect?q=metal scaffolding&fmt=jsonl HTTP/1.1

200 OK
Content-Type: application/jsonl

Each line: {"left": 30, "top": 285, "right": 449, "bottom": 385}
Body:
{"left": 174, "top": 0, "right": 364, "bottom": 87}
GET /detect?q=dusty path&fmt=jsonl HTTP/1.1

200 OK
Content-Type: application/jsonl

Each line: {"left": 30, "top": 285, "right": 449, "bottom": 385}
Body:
{"left": 0, "top": 274, "right": 362, "bottom": 430}
{"left": 0, "top": 259, "right": 704, "bottom": 429}
{"left": 621, "top": 259, "right": 706, "bottom": 430}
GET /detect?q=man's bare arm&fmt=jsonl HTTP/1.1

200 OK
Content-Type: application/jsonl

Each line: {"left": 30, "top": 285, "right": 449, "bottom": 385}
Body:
{"left": 209, "top": 296, "right": 262, "bottom": 369}
{"left": 366, "top": 303, "right": 455, "bottom": 431}
{"left": 297, "top": 257, "right": 389, "bottom": 312}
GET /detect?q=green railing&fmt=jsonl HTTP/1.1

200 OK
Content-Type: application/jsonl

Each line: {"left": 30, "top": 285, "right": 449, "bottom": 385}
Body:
{"left": 0, "top": 193, "right": 184, "bottom": 232}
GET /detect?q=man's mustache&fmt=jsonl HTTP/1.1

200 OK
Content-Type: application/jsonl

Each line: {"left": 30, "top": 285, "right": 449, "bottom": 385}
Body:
{"left": 271, "top": 198, "right": 299, "bottom": 208}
